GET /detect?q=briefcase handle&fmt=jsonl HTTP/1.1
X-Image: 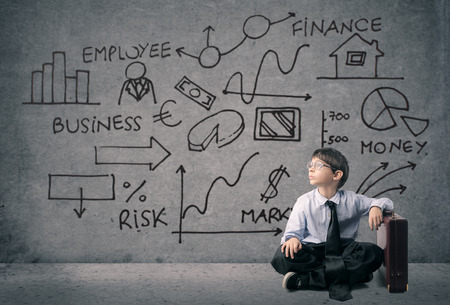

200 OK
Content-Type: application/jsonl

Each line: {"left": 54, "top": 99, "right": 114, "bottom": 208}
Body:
{"left": 383, "top": 210, "right": 402, "bottom": 220}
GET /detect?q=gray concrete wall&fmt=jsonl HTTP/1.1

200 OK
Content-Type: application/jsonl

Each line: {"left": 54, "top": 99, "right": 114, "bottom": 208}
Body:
{"left": 0, "top": 0, "right": 448, "bottom": 263}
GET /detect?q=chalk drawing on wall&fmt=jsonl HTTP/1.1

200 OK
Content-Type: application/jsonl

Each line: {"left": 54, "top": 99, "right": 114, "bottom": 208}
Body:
{"left": 254, "top": 107, "right": 301, "bottom": 141}
{"left": 317, "top": 34, "right": 404, "bottom": 80}
{"left": 118, "top": 61, "right": 156, "bottom": 105}
{"left": 153, "top": 100, "right": 182, "bottom": 127}
{"left": 400, "top": 116, "right": 430, "bottom": 137}
{"left": 260, "top": 165, "right": 290, "bottom": 203}
{"left": 172, "top": 153, "right": 282, "bottom": 243}
{"left": 123, "top": 180, "right": 148, "bottom": 203}
{"left": 356, "top": 161, "right": 416, "bottom": 197}
{"left": 176, "top": 12, "right": 296, "bottom": 69}
{"left": 361, "top": 87, "right": 429, "bottom": 136}
{"left": 320, "top": 110, "right": 350, "bottom": 148}
{"left": 223, "top": 45, "right": 312, "bottom": 104}
{"left": 48, "top": 174, "right": 116, "bottom": 218}
{"left": 94, "top": 137, "right": 171, "bottom": 171}
{"left": 25, "top": 51, "right": 94, "bottom": 105}
{"left": 187, "top": 110, "right": 245, "bottom": 152}
{"left": 175, "top": 76, "right": 216, "bottom": 110}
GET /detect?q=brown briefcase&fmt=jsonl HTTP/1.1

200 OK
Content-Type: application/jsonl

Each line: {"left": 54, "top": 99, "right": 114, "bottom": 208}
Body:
{"left": 376, "top": 211, "right": 408, "bottom": 292}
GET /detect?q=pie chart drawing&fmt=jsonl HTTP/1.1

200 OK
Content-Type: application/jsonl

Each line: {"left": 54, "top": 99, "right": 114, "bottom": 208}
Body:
{"left": 361, "top": 87, "right": 409, "bottom": 131}
{"left": 188, "top": 110, "right": 245, "bottom": 152}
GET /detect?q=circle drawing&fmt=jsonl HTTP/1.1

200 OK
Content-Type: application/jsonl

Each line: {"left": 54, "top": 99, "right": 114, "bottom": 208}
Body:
{"left": 125, "top": 61, "right": 146, "bottom": 80}
{"left": 243, "top": 15, "right": 270, "bottom": 39}
{"left": 199, "top": 46, "right": 221, "bottom": 68}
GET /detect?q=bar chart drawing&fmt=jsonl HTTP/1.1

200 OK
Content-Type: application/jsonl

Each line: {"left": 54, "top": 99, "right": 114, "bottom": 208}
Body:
{"left": 25, "top": 51, "right": 97, "bottom": 105}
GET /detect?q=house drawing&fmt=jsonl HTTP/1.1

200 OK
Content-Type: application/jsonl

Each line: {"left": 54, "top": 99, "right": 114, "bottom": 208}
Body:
{"left": 330, "top": 33, "right": 384, "bottom": 79}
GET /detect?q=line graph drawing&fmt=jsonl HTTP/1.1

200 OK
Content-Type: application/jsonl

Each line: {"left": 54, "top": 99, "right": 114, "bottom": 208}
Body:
{"left": 48, "top": 174, "right": 115, "bottom": 218}
{"left": 172, "top": 152, "right": 262, "bottom": 243}
{"left": 223, "top": 45, "right": 311, "bottom": 104}
{"left": 176, "top": 12, "right": 296, "bottom": 68}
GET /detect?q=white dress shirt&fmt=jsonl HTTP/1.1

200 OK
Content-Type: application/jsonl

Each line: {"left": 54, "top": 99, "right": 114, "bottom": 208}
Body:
{"left": 281, "top": 188, "right": 394, "bottom": 244}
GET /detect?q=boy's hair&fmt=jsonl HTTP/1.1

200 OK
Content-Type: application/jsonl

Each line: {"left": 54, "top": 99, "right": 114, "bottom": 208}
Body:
{"left": 312, "top": 148, "right": 349, "bottom": 189}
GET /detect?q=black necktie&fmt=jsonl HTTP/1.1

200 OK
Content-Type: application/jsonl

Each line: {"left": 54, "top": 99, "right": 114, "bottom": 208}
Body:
{"left": 325, "top": 200, "right": 352, "bottom": 301}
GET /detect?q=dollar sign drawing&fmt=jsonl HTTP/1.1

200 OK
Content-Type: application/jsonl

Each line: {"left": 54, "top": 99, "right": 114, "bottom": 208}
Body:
{"left": 261, "top": 165, "right": 290, "bottom": 203}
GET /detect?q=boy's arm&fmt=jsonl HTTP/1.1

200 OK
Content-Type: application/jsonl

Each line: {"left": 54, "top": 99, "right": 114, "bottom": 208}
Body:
{"left": 357, "top": 193, "right": 394, "bottom": 230}
{"left": 280, "top": 197, "right": 306, "bottom": 258}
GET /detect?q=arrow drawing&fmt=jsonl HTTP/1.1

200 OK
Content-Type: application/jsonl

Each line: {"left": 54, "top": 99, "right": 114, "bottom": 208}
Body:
{"left": 176, "top": 165, "right": 186, "bottom": 244}
{"left": 172, "top": 228, "right": 283, "bottom": 237}
{"left": 203, "top": 25, "right": 214, "bottom": 47}
{"left": 94, "top": 137, "right": 171, "bottom": 171}
{"left": 223, "top": 45, "right": 311, "bottom": 104}
{"left": 48, "top": 174, "right": 115, "bottom": 219}
{"left": 73, "top": 188, "right": 86, "bottom": 218}
{"left": 360, "top": 161, "right": 416, "bottom": 195}
{"left": 356, "top": 162, "right": 389, "bottom": 193}
{"left": 372, "top": 184, "right": 407, "bottom": 198}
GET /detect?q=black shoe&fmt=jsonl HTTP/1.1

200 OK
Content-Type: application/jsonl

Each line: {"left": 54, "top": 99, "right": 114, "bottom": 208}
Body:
{"left": 282, "top": 272, "right": 302, "bottom": 290}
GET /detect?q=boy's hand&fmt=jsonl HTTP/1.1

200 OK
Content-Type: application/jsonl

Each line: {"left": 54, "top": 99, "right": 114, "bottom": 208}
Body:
{"left": 368, "top": 206, "right": 383, "bottom": 231}
{"left": 281, "top": 237, "right": 302, "bottom": 259}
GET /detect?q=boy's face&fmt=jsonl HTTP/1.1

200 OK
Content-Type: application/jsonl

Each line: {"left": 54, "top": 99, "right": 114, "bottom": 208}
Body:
{"left": 308, "top": 157, "right": 338, "bottom": 187}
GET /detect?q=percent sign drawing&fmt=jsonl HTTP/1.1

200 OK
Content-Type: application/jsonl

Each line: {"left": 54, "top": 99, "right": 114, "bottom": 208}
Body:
{"left": 123, "top": 180, "right": 147, "bottom": 203}
{"left": 261, "top": 165, "right": 290, "bottom": 203}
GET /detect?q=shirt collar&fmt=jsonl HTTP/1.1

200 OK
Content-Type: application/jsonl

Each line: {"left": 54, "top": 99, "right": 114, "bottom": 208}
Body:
{"left": 314, "top": 188, "right": 341, "bottom": 205}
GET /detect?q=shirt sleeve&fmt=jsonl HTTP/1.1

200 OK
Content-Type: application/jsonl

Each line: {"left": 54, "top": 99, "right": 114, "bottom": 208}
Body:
{"left": 354, "top": 192, "right": 394, "bottom": 216}
{"left": 281, "top": 197, "right": 306, "bottom": 244}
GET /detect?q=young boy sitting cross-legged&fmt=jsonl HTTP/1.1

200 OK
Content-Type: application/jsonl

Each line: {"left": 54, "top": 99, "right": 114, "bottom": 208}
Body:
{"left": 271, "top": 148, "right": 393, "bottom": 301}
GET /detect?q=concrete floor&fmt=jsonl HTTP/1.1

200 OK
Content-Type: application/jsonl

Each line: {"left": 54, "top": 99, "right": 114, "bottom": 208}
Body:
{"left": 1, "top": 263, "right": 449, "bottom": 305}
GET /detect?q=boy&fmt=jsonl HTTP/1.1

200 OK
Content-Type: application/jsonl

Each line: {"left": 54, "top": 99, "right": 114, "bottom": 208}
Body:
{"left": 271, "top": 148, "right": 393, "bottom": 301}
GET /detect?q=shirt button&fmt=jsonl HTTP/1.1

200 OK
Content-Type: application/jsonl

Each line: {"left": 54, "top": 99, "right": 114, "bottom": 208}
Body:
{"left": 327, "top": 212, "right": 331, "bottom": 217}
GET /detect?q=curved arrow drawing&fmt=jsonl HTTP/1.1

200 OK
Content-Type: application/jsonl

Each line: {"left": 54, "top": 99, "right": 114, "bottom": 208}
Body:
{"left": 361, "top": 161, "right": 416, "bottom": 195}
{"left": 372, "top": 184, "right": 407, "bottom": 198}
{"left": 356, "top": 162, "right": 389, "bottom": 193}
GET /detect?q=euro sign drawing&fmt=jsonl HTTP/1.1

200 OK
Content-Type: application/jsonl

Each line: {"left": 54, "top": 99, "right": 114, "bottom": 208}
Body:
{"left": 261, "top": 165, "right": 290, "bottom": 203}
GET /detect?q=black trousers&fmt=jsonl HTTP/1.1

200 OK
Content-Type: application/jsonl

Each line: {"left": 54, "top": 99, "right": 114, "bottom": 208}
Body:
{"left": 271, "top": 241, "right": 384, "bottom": 290}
